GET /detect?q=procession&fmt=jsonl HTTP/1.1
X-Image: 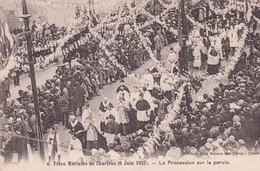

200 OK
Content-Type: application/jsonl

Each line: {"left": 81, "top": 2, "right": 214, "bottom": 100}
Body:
{"left": 0, "top": 0, "right": 260, "bottom": 169}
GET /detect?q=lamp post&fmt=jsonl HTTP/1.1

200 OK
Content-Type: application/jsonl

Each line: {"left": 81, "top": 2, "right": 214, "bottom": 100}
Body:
{"left": 178, "top": 0, "right": 188, "bottom": 74}
{"left": 19, "top": 0, "right": 45, "bottom": 162}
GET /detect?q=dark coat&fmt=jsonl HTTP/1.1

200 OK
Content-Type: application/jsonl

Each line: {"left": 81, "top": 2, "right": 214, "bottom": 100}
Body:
{"left": 73, "top": 86, "right": 85, "bottom": 108}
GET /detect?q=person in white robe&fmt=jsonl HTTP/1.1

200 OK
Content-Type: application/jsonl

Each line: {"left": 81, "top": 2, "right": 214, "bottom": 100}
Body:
{"left": 130, "top": 86, "right": 140, "bottom": 108}
{"left": 160, "top": 72, "right": 174, "bottom": 92}
{"left": 167, "top": 47, "right": 179, "bottom": 73}
{"left": 192, "top": 40, "right": 204, "bottom": 68}
{"left": 116, "top": 98, "right": 131, "bottom": 135}
{"left": 116, "top": 89, "right": 130, "bottom": 105}
{"left": 82, "top": 103, "right": 94, "bottom": 129}
{"left": 99, "top": 97, "right": 113, "bottom": 131}
{"left": 207, "top": 46, "right": 220, "bottom": 75}
{"left": 143, "top": 87, "right": 154, "bottom": 112}
{"left": 142, "top": 69, "right": 154, "bottom": 94}
{"left": 228, "top": 27, "right": 239, "bottom": 55}
{"left": 47, "top": 127, "right": 61, "bottom": 164}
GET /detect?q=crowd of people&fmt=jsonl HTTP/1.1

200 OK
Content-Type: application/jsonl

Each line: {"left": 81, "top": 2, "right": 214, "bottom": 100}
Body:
{"left": 0, "top": 0, "right": 260, "bottom": 166}
{"left": 0, "top": 12, "right": 155, "bottom": 163}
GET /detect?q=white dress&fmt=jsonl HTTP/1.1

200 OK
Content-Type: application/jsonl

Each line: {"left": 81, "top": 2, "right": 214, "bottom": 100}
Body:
{"left": 47, "top": 133, "right": 61, "bottom": 158}
{"left": 82, "top": 108, "right": 94, "bottom": 129}
{"left": 193, "top": 42, "right": 203, "bottom": 68}
{"left": 116, "top": 90, "right": 130, "bottom": 104}
{"left": 143, "top": 73, "right": 154, "bottom": 91}
{"left": 229, "top": 30, "right": 239, "bottom": 48}
{"left": 167, "top": 51, "right": 178, "bottom": 73}
{"left": 160, "top": 73, "right": 173, "bottom": 92}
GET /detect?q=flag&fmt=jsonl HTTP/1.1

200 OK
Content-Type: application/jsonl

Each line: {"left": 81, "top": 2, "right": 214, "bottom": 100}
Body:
{"left": 4, "top": 22, "right": 14, "bottom": 49}
{"left": 0, "top": 10, "right": 14, "bottom": 57}
{"left": 244, "top": 0, "right": 252, "bottom": 22}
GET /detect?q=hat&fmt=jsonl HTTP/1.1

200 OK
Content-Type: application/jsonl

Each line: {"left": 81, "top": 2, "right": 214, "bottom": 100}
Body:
{"left": 114, "top": 145, "right": 122, "bottom": 152}
{"left": 205, "top": 143, "right": 213, "bottom": 150}
{"left": 212, "top": 141, "right": 220, "bottom": 149}
{"left": 108, "top": 114, "right": 115, "bottom": 119}
{"left": 207, "top": 138, "right": 214, "bottom": 143}
{"left": 121, "top": 142, "right": 130, "bottom": 150}
{"left": 200, "top": 115, "right": 207, "bottom": 121}
{"left": 98, "top": 148, "right": 105, "bottom": 155}
{"left": 238, "top": 139, "right": 245, "bottom": 145}
{"left": 145, "top": 124, "right": 153, "bottom": 132}
{"left": 108, "top": 143, "right": 114, "bottom": 149}
{"left": 234, "top": 121, "right": 241, "bottom": 129}
{"left": 8, "top": 117, "right": 14, "bottom": 124}
{"left": 229, "top": 135, "right": 236, "bottom": 142}
{"left": 70, "top": 115, "right": 76, "bottom": 120}
{"left": 91, "top": 149, "right": 98, "bottom": 155}
{"left": 134, "top": 136, "right": 142, "bottom": 142}
{"left": 232, "top": 115, "right": 240, "bottom": 122}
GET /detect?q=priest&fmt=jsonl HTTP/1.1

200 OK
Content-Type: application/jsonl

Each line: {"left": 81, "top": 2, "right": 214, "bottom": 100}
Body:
{"left": 135, "top": 93, "right": 151, "bottom": 130}
{"left": 67, "top": 115, "right": 85, "bottom": 144}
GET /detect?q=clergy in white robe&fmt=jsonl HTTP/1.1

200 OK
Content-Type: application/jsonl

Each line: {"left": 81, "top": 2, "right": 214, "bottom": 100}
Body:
{"left": 167, "top": 47, "right": 179, "bottom": 73}
{"left": 82, "top": 104, "right": 94, "bottom": 129}
{"left": 99, "top": 97, "right": 113, "bottom": 132}
{"left": 192, "top": 40, "right": 204, "bottom": 68}
{"left": 47, "top": 127, "right": 61, "bottom": 163}
{"left": 142, "top": 69, "right": 154, "bottom": 93}
{"left": 207, "top": 47, "right": 220, "bottom": 75}
{"left": 228, "top": 27, "right": 239, "bottom": 51}
{"left": 116, "top": 99, "right": 131, "bottom": 135}
{"left": 130, "top": 86, "right": 140, "bottom": 108}
{"left": 116, "top": 90, "right": 130, "bottom": 105}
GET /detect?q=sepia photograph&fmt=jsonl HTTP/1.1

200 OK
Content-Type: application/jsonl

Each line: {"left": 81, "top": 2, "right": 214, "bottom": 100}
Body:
{"left": 0, "top": 0, "right": 260, "bottom": 170}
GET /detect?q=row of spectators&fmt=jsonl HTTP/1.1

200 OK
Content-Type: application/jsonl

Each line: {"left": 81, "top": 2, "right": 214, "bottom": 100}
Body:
{"left": 0, "top": 9, "right": 155, "bottom": 163}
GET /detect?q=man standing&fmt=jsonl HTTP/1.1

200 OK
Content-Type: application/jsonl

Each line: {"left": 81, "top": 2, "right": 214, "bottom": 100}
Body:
{"left": 129, "top": 86, "right": 139, "bottom": 132}
{"left": 142, "top": 69, "right": 154, "bottom": 95}
{"left": 103, "top": 114, "right": 119, "bottom": 145}
{"left": 67, "top": 115, "right": 85, "bottom": 143}
{"left": 4, "top": 78, "right": 11, "bottom": 98}
{"left": 154, "top": 30, "right": 163, "bottom": 60}
{"left": 59, "top": 91, "right": 69, "bottom": 127}
{"left": 73, "top": 82, "right": 86, "bottom": 116}
{"left": 82, "top": 103, "right": 94, "bottom": 129}
{"left": 167, "top": 47, "right": 179, "bottom": 73}
{"left": 135, "top": 93, "right": 151, "bottom": 130}
{"left": 116, "top": 80, "right": 130, "bottom": 105}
